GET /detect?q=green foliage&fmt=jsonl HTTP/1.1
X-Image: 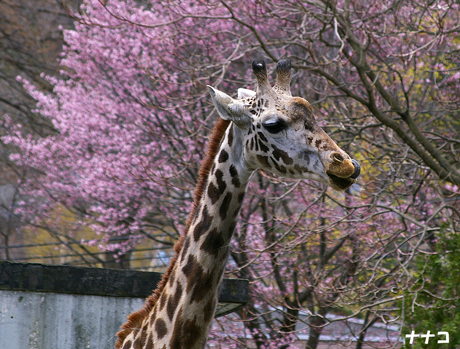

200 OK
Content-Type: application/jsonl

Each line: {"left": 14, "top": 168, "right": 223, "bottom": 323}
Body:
{"left": 403, "top": 227, "right": 460, "bottom": 348}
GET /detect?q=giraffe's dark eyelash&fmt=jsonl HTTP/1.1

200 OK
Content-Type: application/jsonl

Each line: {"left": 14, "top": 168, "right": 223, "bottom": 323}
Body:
{"left": 262, "top": 119, "right": 288, "bottom": 134}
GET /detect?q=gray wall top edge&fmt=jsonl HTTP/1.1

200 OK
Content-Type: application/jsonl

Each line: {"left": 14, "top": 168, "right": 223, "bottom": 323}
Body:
{"left": 0, "top": 261, "right": 249, "bottom": 304}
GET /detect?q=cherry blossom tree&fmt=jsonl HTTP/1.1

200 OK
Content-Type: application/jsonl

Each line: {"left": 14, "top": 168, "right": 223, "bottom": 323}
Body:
{"left": 3, "top": 0, "right": 460, "bottom": 348}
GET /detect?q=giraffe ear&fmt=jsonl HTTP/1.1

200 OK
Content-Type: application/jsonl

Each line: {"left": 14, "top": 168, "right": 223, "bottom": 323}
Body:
{"left": 207, "top": 86, "right": 251, "bottom": 127}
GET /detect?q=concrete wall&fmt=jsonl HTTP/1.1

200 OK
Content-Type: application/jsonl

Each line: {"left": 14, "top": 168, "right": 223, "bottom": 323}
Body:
{"left": 1, "top": 290, "right": 143, "bottom": 349}
{"left": 0, "top": 261, "right": 248, "bottom": 349}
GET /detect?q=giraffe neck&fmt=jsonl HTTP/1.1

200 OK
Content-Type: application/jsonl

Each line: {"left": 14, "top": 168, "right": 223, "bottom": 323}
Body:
{"left": 118, "top": 121, "right": 254, "bottom": 349}
{"left": 162, "top": 125, "right": 251, "bottom": 348}
{"left": 152, "top": 123, "right": 252, "bottom": 349}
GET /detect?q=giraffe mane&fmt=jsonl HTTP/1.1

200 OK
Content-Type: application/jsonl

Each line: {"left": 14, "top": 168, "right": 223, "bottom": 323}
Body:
{"left": 115, "top": 117, "right": 231, "bottom": 348}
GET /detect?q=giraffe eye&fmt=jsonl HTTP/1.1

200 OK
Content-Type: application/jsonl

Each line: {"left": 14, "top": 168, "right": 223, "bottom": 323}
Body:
{"left": 262, "top": 119, "right": 288, "bottom": 134}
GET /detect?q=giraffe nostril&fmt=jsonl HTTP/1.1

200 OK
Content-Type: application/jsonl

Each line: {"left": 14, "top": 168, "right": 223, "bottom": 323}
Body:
{"left": 331, "top": 152, "right": 344, "bottom": 163}
{"left": 349, "top": 159, "right": 361, "bottom": 179}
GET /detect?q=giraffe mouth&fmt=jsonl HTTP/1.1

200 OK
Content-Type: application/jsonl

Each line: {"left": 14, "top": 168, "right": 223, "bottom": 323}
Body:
{"left": 327, "top": 159, "right": 360, "bottom": 191}
{"left": 327, "top": 174, "right": 355, "bottom": 190}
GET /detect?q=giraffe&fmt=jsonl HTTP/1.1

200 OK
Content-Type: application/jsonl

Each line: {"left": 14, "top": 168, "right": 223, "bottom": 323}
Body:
{"left": 115, "top": 59, "right": 361, "bottom": 349}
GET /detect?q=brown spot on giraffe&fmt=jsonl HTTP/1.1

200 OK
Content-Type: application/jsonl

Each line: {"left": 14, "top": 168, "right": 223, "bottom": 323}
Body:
{"left": 132, "top": 330, "right": 141, "bottom": 349}
{"left": 193, "top": 205, "right": 212, "bottom": 242}
{"left": 272, "top": 144, "right": 293, "bottom": 165}
{"left": 158, "top": 293, "right": 167, "bottom": 311}
{"left": 258, "top": 138, "right": 270, "bottom": 152}
{"left": 219, "top": 192, "right": 233, "bottom": 220}
{"left": 182, "top": 254, "right": 200, "bottom": 283}
{"left": 218, "top": 149, "right": 229, "bottom": 163}
{"left": 167, "top": 282, "right": 183, "bottom": 321}
{"left": 215, "top": 169, "right": 226, "bottom": 194}
{"left": 168, "top": 271, "right": 175, "bottom": 287}
{"left": 144, "top": 336, "right": 154, "bottom": 349}
{"left": 273, "top": 160, "right": 287, "bottom": 174}
{"left": 229, "top": 164, "right": 240, "bottom": 187}
{"left": 200, "top": 228, "right": 225, "bottom": 256}
{"left": 238, "top": 192, "right": 245, "bottom": 204}
{"left": 182, "top": 254, "right": 214, "bottom": 303}
{"left": 226, "top": 222, "right": 237, "bottom": 240}
{"left": 227, "top": 124, "right": 234, "bottom": 147}
{"left": 295, "top": 164, "right": 311, "bottom": 174}
{"left": 155, "top": 318, "right": 168, "bottom": 339}
{"left": 170, "top": 308, "right": 203, "bottom": 349}
{"left": 207, "top": 181, "right": 220, "bottom": 204}
{"left": 257, "top": 154, "right": 271, "bottom": 167}
{"left": 180, "top": 236, "right": 190, "bottom": 260}
{"left": 257, "top": 131, "right": 268, "bottom": 142}
{"left": 149, "top": 308, "right": 157, "bottom": 325}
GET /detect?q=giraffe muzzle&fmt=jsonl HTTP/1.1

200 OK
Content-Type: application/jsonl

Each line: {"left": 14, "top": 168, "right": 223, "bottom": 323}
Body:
{"left": 327, "top": 156, "right": 360, "bottom": 179}
{"left": 326, "top": 158, "right": 361, "bottom": 191}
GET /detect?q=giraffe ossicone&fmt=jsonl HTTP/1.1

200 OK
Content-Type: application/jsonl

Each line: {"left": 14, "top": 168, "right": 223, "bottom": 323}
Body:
{"left": 115, "top": 59, "right": 360, "bottom": 349}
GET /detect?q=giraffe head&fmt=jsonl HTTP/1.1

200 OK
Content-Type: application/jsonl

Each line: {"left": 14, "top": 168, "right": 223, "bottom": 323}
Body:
{"left": 207, "top": 60, "right": 360, "bottom": 191}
